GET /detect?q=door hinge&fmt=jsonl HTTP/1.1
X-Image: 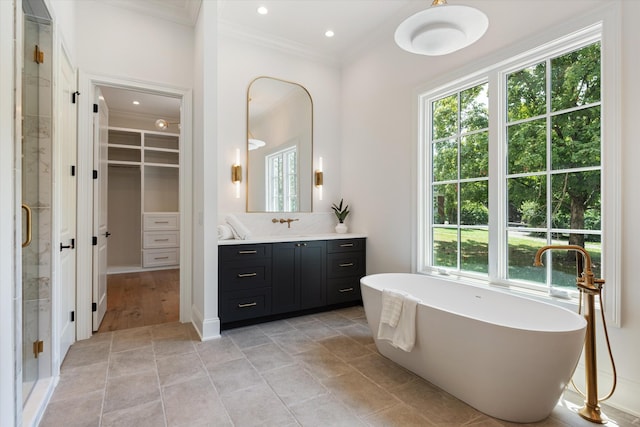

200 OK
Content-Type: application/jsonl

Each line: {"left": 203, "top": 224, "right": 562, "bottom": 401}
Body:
{"left": 93, "top": 103, "right": 98, "bottom": 113}
{"left": 70, "top": 311, "right": 75, "bottom": 322}
{"left": 92, "top": 236, "right": 97, "bottom": 246}
{"left": 71, "top": 165, "right": 76, "bottom": 176}
{"left": 71, "top": 91, "right": 80, "bottom": 104}
{"left": 33, "top": 340, "right": 44, "bottom": 358}
{"left": 92, "top": 302, "right": 97, "bottom": 312}
{"left": 93, "top": 170, "right": 98, "bottom": 179}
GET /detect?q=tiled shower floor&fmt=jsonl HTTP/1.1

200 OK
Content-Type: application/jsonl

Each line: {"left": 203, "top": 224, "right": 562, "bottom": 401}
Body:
{"left": 40, "top": 306, "right": 638, "bottom": 426}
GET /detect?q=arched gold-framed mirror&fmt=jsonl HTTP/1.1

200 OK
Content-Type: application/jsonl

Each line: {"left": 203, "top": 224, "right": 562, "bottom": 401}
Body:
{"left": 246, "top": 76, "right": 313, "bottom": 212}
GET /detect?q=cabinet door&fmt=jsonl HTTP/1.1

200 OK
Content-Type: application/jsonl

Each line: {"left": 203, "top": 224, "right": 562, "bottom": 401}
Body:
{"left": 272, "top": 241, "right": 327, "bottom": 314}
{"left": 272, "top": 243, "right": 300, "bottom": 314}
{"left": 300, "top": 241, "right": 326, "bottom": 310}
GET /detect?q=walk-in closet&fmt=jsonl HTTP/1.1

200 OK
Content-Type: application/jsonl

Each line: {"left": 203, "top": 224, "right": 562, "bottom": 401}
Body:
{"left": 98, "top": 86, "right": 181, "bottom": 332}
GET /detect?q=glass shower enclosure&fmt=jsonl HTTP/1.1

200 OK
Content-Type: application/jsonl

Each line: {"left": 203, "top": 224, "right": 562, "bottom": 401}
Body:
{"left": 21, "top": 0, "right": 53, "bottom": 404}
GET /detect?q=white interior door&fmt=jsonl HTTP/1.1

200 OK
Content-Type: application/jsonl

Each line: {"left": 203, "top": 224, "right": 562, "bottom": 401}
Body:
{"left": 58, "top": 47, "right": 77, "bottom": 358}
{"left": 92, "top": 88, "right": 109, "bottom": 331}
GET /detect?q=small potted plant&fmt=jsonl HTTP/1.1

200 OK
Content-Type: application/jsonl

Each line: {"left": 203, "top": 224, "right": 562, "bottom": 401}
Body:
{"left": 332, "top": 198, "right": 350, "bottom": 234}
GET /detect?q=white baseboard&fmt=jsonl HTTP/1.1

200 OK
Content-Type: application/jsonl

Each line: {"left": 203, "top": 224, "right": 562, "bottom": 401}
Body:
{"left": 191, "top": 304, "right": 220, "bottom": 341}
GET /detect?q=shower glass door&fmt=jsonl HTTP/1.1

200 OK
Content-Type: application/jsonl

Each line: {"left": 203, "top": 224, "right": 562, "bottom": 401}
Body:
{"left": 21, "top": 0, "right": 52, "bottom": 403}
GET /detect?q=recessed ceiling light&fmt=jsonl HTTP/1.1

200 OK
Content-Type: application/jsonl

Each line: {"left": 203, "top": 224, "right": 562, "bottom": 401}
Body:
{"left": 257, "top": 6, "right": 268, "bottom": 15}
{"left": 325, "top": 29, "right": 335, "bottom": 38}
{"left": 132, "top": 100, "right": 140, "bottom": 105}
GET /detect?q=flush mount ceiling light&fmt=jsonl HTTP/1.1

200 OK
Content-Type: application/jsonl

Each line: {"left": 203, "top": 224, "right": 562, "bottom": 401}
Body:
{"left": 395, "top": 0, "right": 488, "bottom": 56}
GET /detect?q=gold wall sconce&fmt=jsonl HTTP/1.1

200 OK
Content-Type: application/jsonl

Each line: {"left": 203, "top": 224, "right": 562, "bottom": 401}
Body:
{"left": 232, "top": 149, "right": 242, "bottom": 198}
{"left": 315, "top": 157, "right": 324, "bottom": 200}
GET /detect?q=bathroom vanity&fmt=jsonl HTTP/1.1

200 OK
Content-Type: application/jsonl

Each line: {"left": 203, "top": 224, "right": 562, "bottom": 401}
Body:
{"left": 218, "top": 235, "right": 366, "bottom": 328}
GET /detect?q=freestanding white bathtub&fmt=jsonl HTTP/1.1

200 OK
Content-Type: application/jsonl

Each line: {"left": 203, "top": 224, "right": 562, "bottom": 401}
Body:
{"left": 361, "top": 273, "right": 587, "bottom": 423}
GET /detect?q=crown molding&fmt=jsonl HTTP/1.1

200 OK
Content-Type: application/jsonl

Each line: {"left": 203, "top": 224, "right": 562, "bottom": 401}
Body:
{"left": 103, "top": 0, "right": 202, "bottom": 27}
{"left": 218, "top": 20, "right": 340, "bottom": 68}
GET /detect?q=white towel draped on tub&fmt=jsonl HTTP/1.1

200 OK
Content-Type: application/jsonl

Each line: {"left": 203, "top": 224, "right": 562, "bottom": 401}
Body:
{"left": 377, "top": 288, "right": 421, "bottom": 352}
{"left": 378, "top": 289, "right": 405, "bottom": 339}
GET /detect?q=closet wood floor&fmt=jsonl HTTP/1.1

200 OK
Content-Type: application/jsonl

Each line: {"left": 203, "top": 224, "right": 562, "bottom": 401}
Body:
{"left": 97, "top": 269, "right": 179, "bottom": 333}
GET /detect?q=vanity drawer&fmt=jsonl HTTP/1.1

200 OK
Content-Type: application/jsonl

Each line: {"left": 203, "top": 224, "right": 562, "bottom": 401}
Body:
{"left": 143, "top": 213, "right": 179, "bottom": 231}
{"left": 143, "top": 248, "right": 179, "bottom": 267}
{"left": 327, "top": 252, "right": 365, "bottom": 279}
{"left": 327, "top": 238, "right": 366, "bottom": 253}
{"left": 327, "top": 277, "right": 362, "bottom": 305}
{"left": 220, "top": 288, "right": 271, "bottom": 323}
{"left": 219, "top": 264, "right": 271, "bottom": 291}
{"left": 219, "top": 244, "right": 272, "bottom": 262}
{"left": 143, "top": 231, "right": 179, "bottom": 248}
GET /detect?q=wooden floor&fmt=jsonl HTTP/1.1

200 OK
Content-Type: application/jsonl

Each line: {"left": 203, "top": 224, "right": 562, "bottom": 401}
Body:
{"left": 97, "top": 269, "right": 180, "bottom": 333}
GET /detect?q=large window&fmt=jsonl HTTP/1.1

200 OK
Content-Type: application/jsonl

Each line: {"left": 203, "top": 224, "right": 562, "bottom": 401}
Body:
{"left": 419, "top": 22, "right": 619, "bottom": 311}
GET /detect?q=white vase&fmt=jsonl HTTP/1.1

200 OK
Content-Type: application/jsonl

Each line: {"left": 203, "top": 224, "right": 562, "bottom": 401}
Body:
{"left": 335, "top": 223, "right": 348, "bottom": 234}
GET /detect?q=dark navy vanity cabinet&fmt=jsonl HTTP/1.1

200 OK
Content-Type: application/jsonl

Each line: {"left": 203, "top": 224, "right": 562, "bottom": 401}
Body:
{"left": 218, "top": 237, "right": 366, "bottom": 328}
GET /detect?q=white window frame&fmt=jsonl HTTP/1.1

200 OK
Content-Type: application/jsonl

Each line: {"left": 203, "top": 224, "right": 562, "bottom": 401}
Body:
{"left": 416, "top": 10, "right": 621, "bottom": 326}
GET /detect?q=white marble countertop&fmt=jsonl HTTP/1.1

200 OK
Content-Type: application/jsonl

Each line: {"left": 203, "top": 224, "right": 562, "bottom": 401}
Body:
{"left": 218, "top": 233, "right": 367, "bottom": 245}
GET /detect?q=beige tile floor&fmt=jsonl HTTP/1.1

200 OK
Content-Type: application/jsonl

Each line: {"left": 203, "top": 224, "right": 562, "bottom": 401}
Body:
{"left": 40, "top": 306, "right": 638, "bottom": 427}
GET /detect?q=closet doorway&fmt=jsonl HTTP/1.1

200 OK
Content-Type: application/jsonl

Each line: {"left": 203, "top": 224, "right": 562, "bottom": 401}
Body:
{"left": 94, "top": 85, "right": 182, "bottom": 333}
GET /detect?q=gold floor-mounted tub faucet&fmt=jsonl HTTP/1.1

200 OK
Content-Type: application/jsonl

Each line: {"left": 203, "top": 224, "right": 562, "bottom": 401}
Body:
{"left": 534, "top": 245, "right": 616, "bottom": 424}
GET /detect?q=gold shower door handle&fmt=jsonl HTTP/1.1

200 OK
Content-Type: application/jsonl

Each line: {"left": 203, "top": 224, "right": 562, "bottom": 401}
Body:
{"left": 22, "top": 204, "right": 32, "bottom": 248}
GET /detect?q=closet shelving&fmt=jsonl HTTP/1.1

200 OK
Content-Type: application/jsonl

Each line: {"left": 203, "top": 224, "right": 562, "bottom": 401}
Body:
{"left": 107, "top": 127, "right": 180, "bottom": 273}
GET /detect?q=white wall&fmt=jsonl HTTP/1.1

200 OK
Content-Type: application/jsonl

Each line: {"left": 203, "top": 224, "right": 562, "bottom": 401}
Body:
{"left": 341, "top": 0, "right": 638, "bottom": 416}
{"left": 615, "top": 0, "right": 640, "bottom": 414}
{"left": 75, "top": 1, "right": 193, "bottom": 87}
{"left": 191, "top": 0, "right": 219, "bottom": 340}
{"left": 50, "top": 0, "right": 76, "bottom": 60}
{"left": 217, "top": 33, "right": 342, "bottom": 216}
